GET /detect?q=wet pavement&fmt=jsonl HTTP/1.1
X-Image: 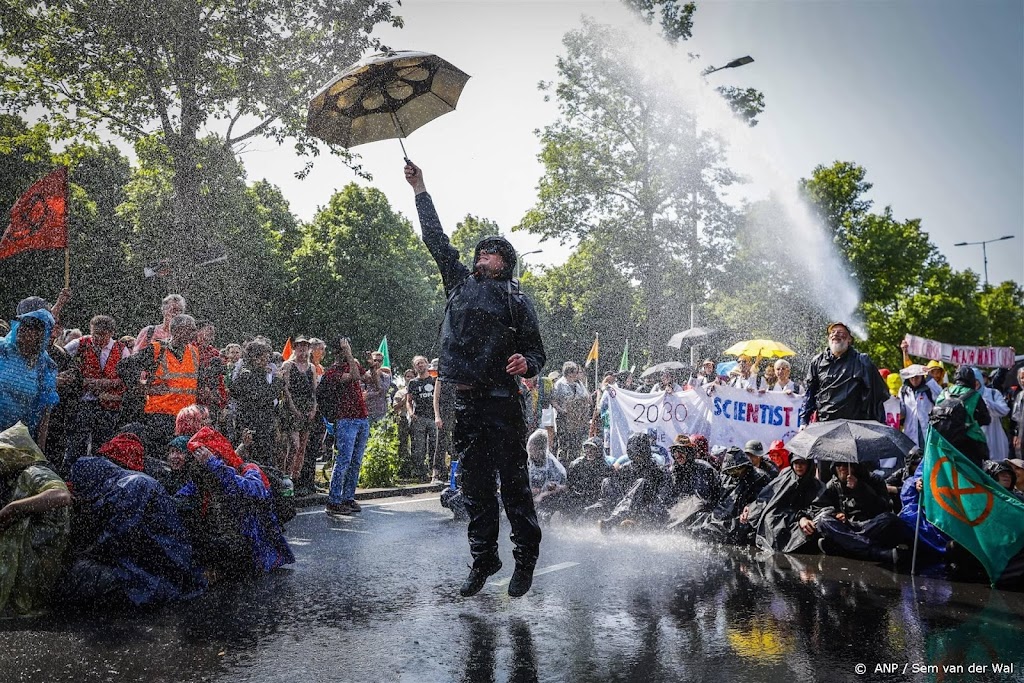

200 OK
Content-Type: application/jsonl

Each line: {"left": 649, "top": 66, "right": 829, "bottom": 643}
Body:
{"left": 2, "top": 492, "right": 1023, "bottom": 683}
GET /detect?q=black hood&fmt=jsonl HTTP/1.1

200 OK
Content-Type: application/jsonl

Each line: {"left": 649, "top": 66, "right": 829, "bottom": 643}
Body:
{"left": 626, "top": 432, "right": 654, "bottom": 464}
{"left": 721, "top": 447, "right": 752, "bottom": 473}
{"left": 473, "top": 236, "right": 517, "bottom": 280}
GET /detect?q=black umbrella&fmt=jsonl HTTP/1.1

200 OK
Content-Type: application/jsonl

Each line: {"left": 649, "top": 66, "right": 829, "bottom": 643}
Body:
{"left": 307, "top": 50, "right": 470, "bottom": 158}
{"left": 786, "top": 420, "right": 915, "bottom": 463}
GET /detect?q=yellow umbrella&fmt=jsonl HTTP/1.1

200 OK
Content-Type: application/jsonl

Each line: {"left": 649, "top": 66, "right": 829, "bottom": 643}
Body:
{"left": 723, "top": 339, "right": 796, "bottom": 358}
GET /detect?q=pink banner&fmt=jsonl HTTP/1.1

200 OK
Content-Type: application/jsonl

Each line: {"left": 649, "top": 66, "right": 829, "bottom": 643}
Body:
{"left": 904, "top": 334, "right": 1016, "bottom": 368}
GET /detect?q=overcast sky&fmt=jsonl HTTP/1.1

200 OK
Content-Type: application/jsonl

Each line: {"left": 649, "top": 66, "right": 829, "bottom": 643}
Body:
{"left": 239, "top": 0, "right": 1023, "bottom": 287}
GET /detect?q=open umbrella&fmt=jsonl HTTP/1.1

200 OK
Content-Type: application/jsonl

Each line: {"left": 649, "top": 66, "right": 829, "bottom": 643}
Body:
{"left": 666, "top": 327, "right": 716, "bottom": 349}
{"left": 307, "top": 50, "right": 470, "bottom": 157}
{"left": 723, "top": 339, "right": 796, "bottom": 359}
{"left": 640, "top": 361, "right": 688, "bottom": 379}
{"left": 785, "top": 420, "right": 915, "bottom": 464}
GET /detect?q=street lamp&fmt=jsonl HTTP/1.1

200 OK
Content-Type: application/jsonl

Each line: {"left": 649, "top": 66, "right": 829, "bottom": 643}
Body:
{"left": 516, "top": 249, "right": 543, "bottom": 280}
{"left": 703, "top": 55, "right": 755, "bottom": 75}
{"left": 953, "top": 235, "right": 1015, "bottom": 288}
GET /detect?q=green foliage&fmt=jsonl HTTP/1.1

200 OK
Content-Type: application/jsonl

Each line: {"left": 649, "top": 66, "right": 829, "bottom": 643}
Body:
{"left": 288, "top": 183, "right": 443, "bottom": 370}
{"left": 622, "top": 0, "right": 697, "bottom": 42}
{"left": 518, "top": 17, "right": 741, "bottom": 356}
{"left": 360, "top": 416, "right": 400, "bottom": 489}
{"left": 715, "top": 85, "right": 765, "bottom": 127}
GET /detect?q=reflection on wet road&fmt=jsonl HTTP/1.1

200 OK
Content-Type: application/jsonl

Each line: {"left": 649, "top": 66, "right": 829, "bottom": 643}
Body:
{"left": 2, "top": 493, "right": 1022, "bottom": 682}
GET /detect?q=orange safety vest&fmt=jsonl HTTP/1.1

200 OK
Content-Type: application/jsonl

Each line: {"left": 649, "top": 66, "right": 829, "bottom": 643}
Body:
{"left": 144, "top": 341, "right": 199, "bottom": 416}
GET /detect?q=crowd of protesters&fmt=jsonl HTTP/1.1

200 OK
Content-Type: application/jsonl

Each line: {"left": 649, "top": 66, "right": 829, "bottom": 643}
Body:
{"left": 2, "top": 283, "right": 1023, "bottom": 614}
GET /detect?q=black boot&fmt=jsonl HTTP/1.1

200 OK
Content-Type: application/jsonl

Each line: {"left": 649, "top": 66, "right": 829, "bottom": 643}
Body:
{"left": 460, "top": 560, "right": 502, "bottom": 597}
{"left": 507, "top": 565, "right": 534, "bottom": 598}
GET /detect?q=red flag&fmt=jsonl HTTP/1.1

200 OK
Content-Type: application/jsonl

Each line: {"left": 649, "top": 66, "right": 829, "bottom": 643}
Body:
{"left": 0, "top": 167, "right": 68, "bottom": 259}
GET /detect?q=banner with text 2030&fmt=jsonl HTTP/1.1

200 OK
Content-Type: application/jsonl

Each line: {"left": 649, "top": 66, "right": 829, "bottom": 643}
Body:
{"left": 607, "top": 384, "right": 804, "bottom": 459}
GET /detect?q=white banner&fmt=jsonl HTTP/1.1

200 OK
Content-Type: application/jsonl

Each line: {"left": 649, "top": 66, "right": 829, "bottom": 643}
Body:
{"left": 904, "top": 334, "right": 1015, "bottom": 368}
{"left": 607, "top": 387, "right": 711, "bottom": 462}
{"left": 706, "top": 384, "right": 805, "bottom": 450}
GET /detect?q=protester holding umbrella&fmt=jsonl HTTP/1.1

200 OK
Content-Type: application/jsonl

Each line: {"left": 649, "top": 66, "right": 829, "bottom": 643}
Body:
{"left": 405, "top": 161, "right": 546, "bottom": 599}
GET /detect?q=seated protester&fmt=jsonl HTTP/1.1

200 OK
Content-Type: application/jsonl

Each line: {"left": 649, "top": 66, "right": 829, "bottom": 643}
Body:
{"left": 896, "top": 461, "right": 950, "bottom": 560}
{"left": 741, "top": 454, "right": 825, "bottom": 554}
{"left": 0, "top": 423, "right": 72, "bottom": 616}
{"left": 744, "top": 440, "right": 780, "bottom": 481}
{"left": 175, "top": 404, "right": 210, "bottom": 438}
{"left": 527, "top": 429, "right": 566, "bottom": 521}
{"left": 176, "top": 426, "right": 294, "bottom": 580}
{"left": 885, "top": 447, "right": 922, "bottom": 513}
{"left": 806, "top": 462, "right": 907, "bottom": 564}
{"left": 63, "top": 444, "right": 204, "bottom": 607}
{"left": 662, "top": 434, "right": 721, "bottom": 530}
{"left": 565, "top": 437, "right": 612, "bottom": 516}
{"left": 983, "top": 460, "right": 1024, "bottom": 503}
{"left": 690, "top": 434, "right": 718, "bottom": 469}
{"left": 766, "top": 440, "right": 791, "bottom": 471}
{"left": 598, "top": 432, "right": 669, "bottom": 531}
{"left": 160, "top": 436, "right": 192, "bottom": 498}
{"left": 686, "top": 447, "right": 768, "bottom": 545}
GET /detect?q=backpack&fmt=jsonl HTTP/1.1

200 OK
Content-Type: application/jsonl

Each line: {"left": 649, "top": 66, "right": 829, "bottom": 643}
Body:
{"left": 929, "top": 389, "right": 973, "bottom": 444}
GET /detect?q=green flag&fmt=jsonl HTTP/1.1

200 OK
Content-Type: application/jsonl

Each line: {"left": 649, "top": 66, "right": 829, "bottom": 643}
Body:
{"left": 618, "top": 339, "right": 629, "bottom": 373}
{"left": 377, "top": 336, "right": 391, "bottom": 369}
{"left": 922, "top": 429, "right": 1024, "bottom": 584}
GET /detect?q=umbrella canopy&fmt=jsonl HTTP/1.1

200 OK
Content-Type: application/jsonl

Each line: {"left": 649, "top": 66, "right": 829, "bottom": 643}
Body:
{"left": 666, "top": 327, "right": 716, "bottom": 349}
{"left": 640, "top": 361, "right": 688, "bottom": 379}
{"left": 723, "top": 339, "right": 796, "bottom": 359}
{"left": 307, "top": 50, "right": 470, "bottom": 149}
{"left": 786, "top": 420, "right": 915, "bottom": 464}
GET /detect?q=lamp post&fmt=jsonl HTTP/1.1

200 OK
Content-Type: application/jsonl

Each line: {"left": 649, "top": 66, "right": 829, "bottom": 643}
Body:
{"left": 516, "top": 249, "right": 543, "bottom": 280}
{"left": 703, "top": 55, "right": 754, "bottom": 76}
{"left": 953, "top": 235, "right": 1015, "bottom": 288}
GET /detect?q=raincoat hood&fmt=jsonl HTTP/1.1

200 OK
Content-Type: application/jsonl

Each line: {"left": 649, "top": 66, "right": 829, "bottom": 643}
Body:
{"left": 0, "top": 422, "right": 46, "bottom": 475}
{"left": 12, "top": 308, "right": 56, "bottom": 352}
{"left": 953, "top": 365, "right": 976, "bottom": 387}
{"left": 188, "top": 426, "right": 243, "bottom": 469}
{"left": 97, "top": 434, "right": 145, "bottom": 472}
{"left": 721, "top": 447, "right": 752, "bottom": 474}
{"left": 626, "top": 432, "right": 654, "bottom": 465}
{"left": 472, "top": 236, "right": 517, "bottom": 280}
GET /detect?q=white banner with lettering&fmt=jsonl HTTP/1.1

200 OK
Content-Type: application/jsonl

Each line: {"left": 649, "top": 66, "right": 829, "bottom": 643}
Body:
{"left": 607, "top": 387, "right": 711, "bottom": 462}
{"left": 904, "top": 334, "right": 1015, "bottom": 368}
{"left": 606, "top": 384, "right": 806, "bottom": 459}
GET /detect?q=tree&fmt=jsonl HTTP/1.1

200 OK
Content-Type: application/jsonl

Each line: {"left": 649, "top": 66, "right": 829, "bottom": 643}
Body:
{"left": 977, "top": 282, "right": 1024, "bottom": 351}
{"left": 799, "top": 161, "right": 873, "bottom": 251}
{"left": 0, "top": 0, "right": 399, "bottom": 263}
{"left": 288, "top": 183, "right": 443, "bottom": 369}
{"left": 517, "top": 17, "right": 742, "bottom": 356}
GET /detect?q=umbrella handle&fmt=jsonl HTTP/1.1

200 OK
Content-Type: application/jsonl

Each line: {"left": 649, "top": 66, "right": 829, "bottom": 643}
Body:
{"left": 390, "top": 112, "right": 411, "bottom": 164}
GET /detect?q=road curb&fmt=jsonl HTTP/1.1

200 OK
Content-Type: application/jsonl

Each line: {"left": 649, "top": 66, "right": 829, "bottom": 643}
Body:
{"left": 293, "top": 482, "right": 445, "bottom": 508}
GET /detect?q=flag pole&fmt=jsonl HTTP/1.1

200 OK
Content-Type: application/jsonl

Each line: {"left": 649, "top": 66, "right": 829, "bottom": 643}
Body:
{"left": 594, "top": 332, "right": 599, "bottom": 392}
{"left": 911, "top": 487, "right": 923, "bottom": 576}
{"left": 64, "top": 247, "right": 70, "bottom": 290}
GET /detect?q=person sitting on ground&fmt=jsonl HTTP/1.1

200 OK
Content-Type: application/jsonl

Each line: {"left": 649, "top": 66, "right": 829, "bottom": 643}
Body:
{"left": 690, "top": 434, "right": 717, "bottom": 469}
{"left": 661, "top": 434, "right": 721, "bottom": 530}
{"left": 597, "top": 432, "right": 669, "bottom": 531}
{"left": 63, "top": 438, "right": 205, "bottom": 607}
{"left": 565, "top": 437, "right": 612, "bottom": 518}
{"left": 741, "top": 454, "right": 825, "bottom": 554}
{"left": 743, "top": 440, "right": 780, "bottom": 481}
{"left": 176, "top": 426, "right": 294, "bottom": 582}
{"left": 686, "top": 447, "right": 769, "bottom": 545}
{"left": 526, "top": 429, "right": 567, "bottom": 522}
{"left": 806, "top": 462, "right": 906, "bottom": 564}
{"left": 440, "top": 461, "right": 469, "bottom": 521}
{"left": 983, "top": 460, "right": 1024, "bottom": 502}
{"left": 0, "top": 423, "right": 72, "bottom": 616}
{"left": 766, "top": 439, "right": 791, "bottom": 470}
{"left": 885, "top": 446, "right": 922, "bottom": 513}
{"left": 1007, "top": 458, "right": 1024, "bottom": 496}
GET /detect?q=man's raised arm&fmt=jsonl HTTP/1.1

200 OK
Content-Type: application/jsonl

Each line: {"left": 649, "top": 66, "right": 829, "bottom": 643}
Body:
{"left": 404, "top": 161, "right": 469, "bottom": 294}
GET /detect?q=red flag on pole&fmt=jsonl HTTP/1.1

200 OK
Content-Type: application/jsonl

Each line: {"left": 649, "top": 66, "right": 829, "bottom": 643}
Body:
{"left": 0, "top": 167, "right": 69, "bottom": 259}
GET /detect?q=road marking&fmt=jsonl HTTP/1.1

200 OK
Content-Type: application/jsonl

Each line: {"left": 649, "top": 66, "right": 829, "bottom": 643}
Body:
{"left": 489, "top": 561, "right": 580, "bottom": 587}
{"left": 368, "top": 509, "right": 396, "bottom": 516}
{"left": 366, "top": 496, "right": 441, "bottom": 508}
{"left": 330, "top": 528, "right": 371, "bottom": 534}
{"left": 297, "top": 508, "right": 326, "bottom": 516}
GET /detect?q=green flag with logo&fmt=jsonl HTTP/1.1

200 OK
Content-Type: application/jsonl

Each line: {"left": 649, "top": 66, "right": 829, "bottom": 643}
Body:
{"left": 618, "top": 339, "right": 629, "bottom": 373}
{"left": 377, "top": 336, "right": 391, "bottom": 369}
{"left": 922, "top": 429, "right": 1024, "bottom": 584}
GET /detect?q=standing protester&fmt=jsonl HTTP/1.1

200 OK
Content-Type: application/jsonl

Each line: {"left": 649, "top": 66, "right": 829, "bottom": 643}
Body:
{"left": 194, "top": 321, "right": 228, "bottom": 420}
{"left": 363, "top": 350, "right": 392, "bottom": 427}
{"left": 978, "top": 369, "right": 1010, "bottom": 461}
{"left": 897, "top": 364, "right": 935, "bottom": 449}
{"left": 118, "top": 314, "right": 200, "bottom": 457}
{"left": 406, "top": 160, "right": 546, "bottom": 598}
{"left": 63, "top": 315, "right": 127, "bottom": 473}
{"left": 318, "top": 337, "right": 376, "bottom": 516}
{"left": 551, "top": 362, "right": 592, "bottom": 465}
{"left": 133, "top": 294, "right": 187, "bottom": 353}
{"left": 280, "top": 337, "right": 318, "bottom": 487}
{"left": 228, "top": 340, "right": 281, "bottom": 467}
{"left": 407, "top": 355, "right": 437, "bottom": 480}
{"left": 0, "top": 307, "right": 59, "bottom": 452}
{"left": 932, "top": 366, "right": 991, "bottom": 467}
{"left": 392, "top": 369, "right": 416, "bottom": 478}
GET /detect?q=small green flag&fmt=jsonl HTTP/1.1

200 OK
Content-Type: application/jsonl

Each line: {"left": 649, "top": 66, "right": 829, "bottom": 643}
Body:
{"left": 377, "top": 336, "right": 391, "bottom": 369}
{"left": 922, "top": 429, "right": 1024, "bottom": 584}
{"left": 618, "top": 340, "right": 629, "bottom": 373}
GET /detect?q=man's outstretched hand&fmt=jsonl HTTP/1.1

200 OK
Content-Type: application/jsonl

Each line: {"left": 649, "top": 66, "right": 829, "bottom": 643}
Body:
{"left": 404, "top": 161, "right": 426, "bottom": 194}
{"left": 506, "top": 354, "right": 528, "bottom": 376}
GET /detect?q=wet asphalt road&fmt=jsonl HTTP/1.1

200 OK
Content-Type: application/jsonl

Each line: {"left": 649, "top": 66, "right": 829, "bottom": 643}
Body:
{"left": 2, "top": 492, "right": 1023, "bottom": 683}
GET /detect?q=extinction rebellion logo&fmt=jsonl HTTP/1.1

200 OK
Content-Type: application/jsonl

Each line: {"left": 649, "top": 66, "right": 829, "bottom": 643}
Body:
{"left": 929, "top": 456, "right": 994, "bottom": 527}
